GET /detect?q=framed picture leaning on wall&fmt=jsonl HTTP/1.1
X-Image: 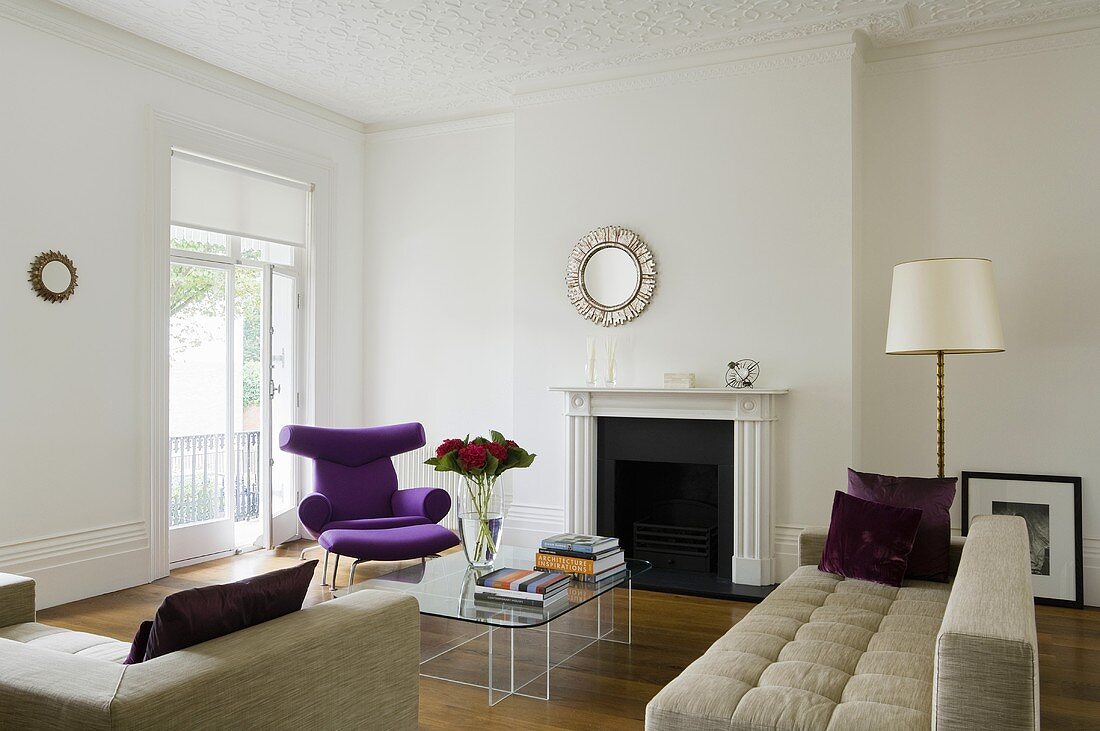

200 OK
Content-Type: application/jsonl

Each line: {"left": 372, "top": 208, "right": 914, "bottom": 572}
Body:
{"left": 962, "top": 471, "right": 1083, "bottom": 608}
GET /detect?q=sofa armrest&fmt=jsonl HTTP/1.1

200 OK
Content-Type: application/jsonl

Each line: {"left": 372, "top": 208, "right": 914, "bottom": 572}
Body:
{"left": 0, "top": 640, "right": 122, "bottom": 729}
{"left": 112, "top": 589, "right": 419, "bottom": 730}
{"left": 391, "top": 487, "right": 451, "bottom": 524}
{"left": 797, "top": 527, "right": 828, "bottom": 567}
{"left": 0, "top": 573, "right": 36, "bottom": 627}
{"left": 934, "top": 515, "right": 1038, "bottom": 731}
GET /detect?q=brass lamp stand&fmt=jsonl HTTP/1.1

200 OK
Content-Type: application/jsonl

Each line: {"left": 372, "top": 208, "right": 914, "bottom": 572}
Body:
{"left": 936, "top": 351, "right": 945, "bottom": 478}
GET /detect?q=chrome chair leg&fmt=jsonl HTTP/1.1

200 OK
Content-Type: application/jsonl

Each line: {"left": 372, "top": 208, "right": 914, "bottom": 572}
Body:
{"left": 331, "top": 554, "right": 341, "bottom": 590}
{"left": 321, "top": 550, "right": 331, "bottom": 586}
{"left": 348, "top": 559, "right": 363, "bottom": 591}
{"left": 300, "top": 544, "right": 324, "bottom": 561}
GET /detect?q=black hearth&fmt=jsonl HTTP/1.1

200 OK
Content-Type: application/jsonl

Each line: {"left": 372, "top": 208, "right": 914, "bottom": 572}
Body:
{"left": 596, "top": 417, "right": 774, "bottom": 601}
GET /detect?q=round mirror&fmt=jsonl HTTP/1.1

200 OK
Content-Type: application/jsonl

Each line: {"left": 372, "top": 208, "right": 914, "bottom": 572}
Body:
{"left": 567, "top": 225, "right": 656, "bottom": 327}
{"left": 41, "top": 260, "right": 73, "bottom": 293}
{"left": 28, "top": 250, "right": 78, "bottom": 303}
{"left": 582, "top": 246, "right": 641, "bottom": 310}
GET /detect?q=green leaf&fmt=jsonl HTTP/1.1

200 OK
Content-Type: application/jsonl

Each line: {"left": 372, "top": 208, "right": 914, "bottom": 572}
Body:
{"left": 490, "top": 430, "right": 506, "bottom": 444}
{"left": 424, "top": 457, "right": 440, "bottom": 467}
{"left": 484, "top": 454, "right": 500, "bottom": 476}
{"left": 434, "top": 450, "right": 463, "bottom": 474}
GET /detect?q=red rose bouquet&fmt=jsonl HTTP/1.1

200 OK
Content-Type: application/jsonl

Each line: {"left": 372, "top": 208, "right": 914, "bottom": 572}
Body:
{"left": 425, "top": 431, "right": 536, "bottom": 567}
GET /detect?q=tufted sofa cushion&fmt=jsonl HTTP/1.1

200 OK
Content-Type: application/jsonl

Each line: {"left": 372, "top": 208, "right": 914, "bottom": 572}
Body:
{"left": 0, "top": 622, "right": 131, "bottom": 663}
{"left": 646, "top": 565, "right": 952, "bottom": 731}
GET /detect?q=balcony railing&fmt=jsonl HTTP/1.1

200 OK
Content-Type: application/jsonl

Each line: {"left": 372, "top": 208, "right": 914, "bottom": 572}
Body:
{"left": 170, "top": 431, "right": 261, "bottom": 527}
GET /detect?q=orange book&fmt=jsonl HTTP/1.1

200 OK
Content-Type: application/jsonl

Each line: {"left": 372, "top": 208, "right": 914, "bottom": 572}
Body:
{"left": 535, "top": 552, "right": 596, "bottom": 574}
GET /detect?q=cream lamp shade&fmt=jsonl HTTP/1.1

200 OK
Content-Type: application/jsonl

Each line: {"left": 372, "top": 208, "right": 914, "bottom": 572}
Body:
{"left": 886, "top": 258, "right": 1004, "bottom": 355}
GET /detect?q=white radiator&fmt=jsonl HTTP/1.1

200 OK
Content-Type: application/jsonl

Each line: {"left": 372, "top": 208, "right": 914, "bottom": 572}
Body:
{"left": 393, "top": 444, "right": 513, "bottom": 533}
{"left": 394, "top": 444, "right": 461, "bottom": 532}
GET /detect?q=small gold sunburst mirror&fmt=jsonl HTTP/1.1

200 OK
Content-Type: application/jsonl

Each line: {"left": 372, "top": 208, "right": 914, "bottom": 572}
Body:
{"left": 28, "top": 250, "right": 78, "bottom": 303}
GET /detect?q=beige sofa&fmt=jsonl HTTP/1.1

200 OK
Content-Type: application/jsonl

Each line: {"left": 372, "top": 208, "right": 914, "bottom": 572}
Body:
{"left": 0, "top": 574, "right": 420, "bottom": 730}
{"left": 646, "top": 515, "right": 1039, "bottom": 731}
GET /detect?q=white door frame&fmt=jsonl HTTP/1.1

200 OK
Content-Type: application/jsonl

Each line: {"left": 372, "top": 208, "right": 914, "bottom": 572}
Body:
{"left": 267, "top": 266, "right": 303, "bottom": 548}
{"left": 147, "top": 109, "right": 335, "bottom": 579}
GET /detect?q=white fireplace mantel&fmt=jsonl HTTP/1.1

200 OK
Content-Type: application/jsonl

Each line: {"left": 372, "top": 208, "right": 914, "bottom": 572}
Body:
{"left": 549, "top": 386, "right": 788, "bottom": 586}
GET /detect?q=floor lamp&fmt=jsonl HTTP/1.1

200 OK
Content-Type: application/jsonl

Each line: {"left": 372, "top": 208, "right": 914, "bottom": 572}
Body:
{"left": 885, "top": 258, "right": 1004, "bottom": 478}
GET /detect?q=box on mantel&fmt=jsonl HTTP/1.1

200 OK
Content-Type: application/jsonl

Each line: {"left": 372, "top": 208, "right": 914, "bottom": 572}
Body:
{"left": 663, "top": 372, "right": 696, "bottom": 388}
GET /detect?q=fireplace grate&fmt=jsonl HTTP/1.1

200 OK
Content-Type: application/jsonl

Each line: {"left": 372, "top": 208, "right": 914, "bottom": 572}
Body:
{"left": 633, "top": 516, "right": 718, "bottom": 574}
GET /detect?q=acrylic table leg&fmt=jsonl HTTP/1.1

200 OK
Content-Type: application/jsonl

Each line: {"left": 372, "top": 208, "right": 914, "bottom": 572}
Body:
{"left": 627, "top": 578, "right": 632, "bottom": 644}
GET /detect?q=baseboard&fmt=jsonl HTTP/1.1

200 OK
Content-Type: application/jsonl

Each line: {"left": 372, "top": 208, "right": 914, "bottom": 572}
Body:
{"left": 773, "top": 524, "right": 805, "bottom": 582}
{"left": 1084, "top": 538, "right": 1100, "bottom": 607}
{"left": 505, "top": 503, "right": 565, "bottom": 549}
{"left": 0, "top": 521, "right": 150, "bottom": 608}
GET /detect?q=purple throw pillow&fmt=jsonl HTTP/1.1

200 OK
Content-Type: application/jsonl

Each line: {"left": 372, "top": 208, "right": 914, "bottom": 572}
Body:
{"left": 123, "top": 620, "right": 153, "bottom": 665}
{"left": 848, "top": 468, "right": 957, "bottom": 582}
{"left": 140, "top": 560, "right": 316, "bottom": 662}
{"left": 819, "top": 491, "right": 923, "bottom": 587}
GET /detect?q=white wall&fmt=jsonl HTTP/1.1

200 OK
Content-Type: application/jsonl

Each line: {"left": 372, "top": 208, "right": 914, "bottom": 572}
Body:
{"left": 362, "top": 122, "right": 515, "bottom": 439}
{"left": 360, "top": 28, "right": 1100, "bottom": 604}
{"left": 0, "top": 10, "right": 364, "bottom": 606}
{"left": 511, "top": 52, "right": 861, "bottom": 548}
{"left": 861, "top": 39, "right": 1100, "bottom": 604}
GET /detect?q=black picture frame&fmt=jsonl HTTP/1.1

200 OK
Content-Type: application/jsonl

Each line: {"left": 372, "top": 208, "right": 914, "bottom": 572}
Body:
{"left": 961, "top": 471, "right": 1083, "bottom": 609}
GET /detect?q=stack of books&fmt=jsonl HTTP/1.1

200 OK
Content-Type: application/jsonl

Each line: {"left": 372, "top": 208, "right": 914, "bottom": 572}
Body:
{"left": 474, "top": 568, "right": 569, "bottom": 606}
{"left": 535, "top": 533, "right": 627, "bottom": 583}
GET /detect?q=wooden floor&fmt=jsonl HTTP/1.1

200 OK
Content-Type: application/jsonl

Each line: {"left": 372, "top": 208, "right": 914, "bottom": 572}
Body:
{"left": 39, "top": 540, "right": 1100, "bottom": 730}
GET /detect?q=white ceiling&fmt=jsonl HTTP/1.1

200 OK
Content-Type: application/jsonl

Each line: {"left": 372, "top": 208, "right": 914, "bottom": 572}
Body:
{"left": 51, "top": 0, "right": 1100, "bottom": 126}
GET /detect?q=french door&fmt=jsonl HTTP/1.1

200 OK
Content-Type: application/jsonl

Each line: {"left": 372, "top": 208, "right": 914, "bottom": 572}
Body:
{"left": 168, "top": 230, "right": 302, "bottom": 564}
{"left": 267, "top": 269, "right": 300, "bottom": 547}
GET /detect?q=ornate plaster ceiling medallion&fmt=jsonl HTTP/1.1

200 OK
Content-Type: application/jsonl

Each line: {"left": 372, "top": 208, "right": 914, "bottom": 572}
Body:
{"left": 567, "top": 225, "right": 656, "bottom": 327}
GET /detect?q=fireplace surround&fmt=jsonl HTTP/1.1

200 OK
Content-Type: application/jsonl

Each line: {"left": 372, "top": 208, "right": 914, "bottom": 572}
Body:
{"left": 550, "top": 387, "right": 787, "bottom": 590}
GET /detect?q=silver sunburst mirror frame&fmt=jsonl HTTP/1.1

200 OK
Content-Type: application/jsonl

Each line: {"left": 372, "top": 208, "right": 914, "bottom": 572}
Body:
{"left": 566, "top": 225, "right": 657, "bottom": 327}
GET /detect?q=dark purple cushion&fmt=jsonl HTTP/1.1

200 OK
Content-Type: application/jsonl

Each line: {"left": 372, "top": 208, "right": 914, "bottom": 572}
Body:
{"left": 123, "top": 620, "right": 153, "bottom": 665}
{"left": 141, "top": 560, "right": 316, "bottom": 662}
{"left": 819, "top": 491, "right": 923, "bottom": 587}
{"left": 847, "top": 468, "right": 957, "bottom": 582}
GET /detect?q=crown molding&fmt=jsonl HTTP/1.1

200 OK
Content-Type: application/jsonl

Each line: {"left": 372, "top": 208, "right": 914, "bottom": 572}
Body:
{"left": 866, "top": 20, "right": 1100, "bottom": 75}
{"left": 515, "top": 42, "right": 858, "bottom": 109}
{"left": 0, "top": 0, "right": 365, "bottom": 138}
{"left": 873, "top": 0, "right": 1100, "bottom": 47}
{"left": 365, "top": 113, "right": 515, "bottom": 142}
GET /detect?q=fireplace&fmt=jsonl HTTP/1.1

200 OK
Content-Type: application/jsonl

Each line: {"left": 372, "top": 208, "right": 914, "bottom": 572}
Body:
{"left": 552, "top": 386, "right": 787, "bottom": 599}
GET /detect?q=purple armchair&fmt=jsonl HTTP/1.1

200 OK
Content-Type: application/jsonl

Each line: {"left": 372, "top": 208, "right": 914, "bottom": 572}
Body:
{"left": 279, "top": 422, "right": 454, "bottom": 583}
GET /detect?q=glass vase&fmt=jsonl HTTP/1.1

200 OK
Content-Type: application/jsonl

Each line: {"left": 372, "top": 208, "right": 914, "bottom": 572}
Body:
{"left": 458, "top": 477, "right": 504, "bottom": 568}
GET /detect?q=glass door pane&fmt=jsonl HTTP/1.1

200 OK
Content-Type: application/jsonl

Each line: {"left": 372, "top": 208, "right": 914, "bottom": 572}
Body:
{"left": 169, "top": 262, "right": 236, "bottom": 563}
{"left": 233, "top": 266, "right": 263, "bottom": 550}
{"left": 169, "top": 263, "right": 230, "bottom": 527}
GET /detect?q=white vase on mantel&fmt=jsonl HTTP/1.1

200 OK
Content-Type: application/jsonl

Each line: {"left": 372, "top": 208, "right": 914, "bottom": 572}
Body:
{"left": 605, "top": 336, "right": 617, "bottom": 387}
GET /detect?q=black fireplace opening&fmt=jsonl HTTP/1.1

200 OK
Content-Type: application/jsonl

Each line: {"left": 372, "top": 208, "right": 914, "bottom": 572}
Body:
{"left": 612, "top": 460, "right": 720, "bottom": 575}
{"left": 596, "top": 417, "right": 772, "bottom": 601}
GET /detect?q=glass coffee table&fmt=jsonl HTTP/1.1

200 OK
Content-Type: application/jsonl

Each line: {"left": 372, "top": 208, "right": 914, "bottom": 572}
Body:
{"left": 340, "top": 545, "right": 650, "bottom": 705}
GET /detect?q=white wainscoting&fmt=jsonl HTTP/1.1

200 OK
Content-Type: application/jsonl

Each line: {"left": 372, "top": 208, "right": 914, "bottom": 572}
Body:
{"left": 0, "top": 521, "right": 150, "bottom": 608}
{"left": 773, "top": 524, "right": 805, "bottom": 582}
{"left": 1084, "top": 538, "right": 1100, "bottom": 607}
